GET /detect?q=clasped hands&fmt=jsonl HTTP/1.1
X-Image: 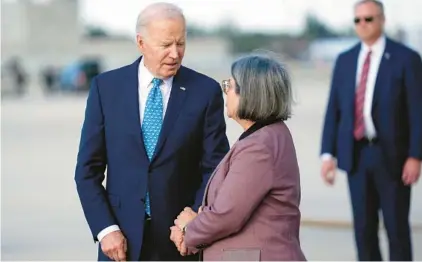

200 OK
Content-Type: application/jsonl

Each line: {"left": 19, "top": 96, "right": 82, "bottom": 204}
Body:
{"left": 170, "top": 206, "right": 202, "bottom": 256}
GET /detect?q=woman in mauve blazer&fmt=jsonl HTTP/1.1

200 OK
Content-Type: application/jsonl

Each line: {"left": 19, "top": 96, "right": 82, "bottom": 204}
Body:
{"left": 170, "top": 52, "right": 306, "bottom": 261}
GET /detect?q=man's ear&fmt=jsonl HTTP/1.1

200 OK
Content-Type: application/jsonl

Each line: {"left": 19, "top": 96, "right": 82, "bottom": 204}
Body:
{"left": 136, "top": 34, "right": 144, "bottom": 52}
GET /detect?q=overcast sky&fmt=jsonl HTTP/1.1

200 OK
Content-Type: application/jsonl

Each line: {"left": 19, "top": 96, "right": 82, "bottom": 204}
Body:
{"left": 5, "top": 0, "right": 420, "bottom": 36}
{"left": 77, "top": 0, "right": 422, "bottom": 36}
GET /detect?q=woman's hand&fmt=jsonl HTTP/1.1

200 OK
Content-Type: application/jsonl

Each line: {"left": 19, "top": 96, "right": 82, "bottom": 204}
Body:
{"left": 171, "top": 207, "right": 202, "bottom": 256}
{"left": 170, "top": 226, "right": 189, "bottom": 256}
{"left": 174, "top": 207, "right": 198, "bottom": 230}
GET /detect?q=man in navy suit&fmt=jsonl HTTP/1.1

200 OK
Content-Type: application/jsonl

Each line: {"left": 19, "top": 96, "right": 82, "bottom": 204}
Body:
{"left": 320, "top": 0, "right": 422, "bottom": 260}
{"left": 74, "top": 2, "right": 229, "bottom": 261}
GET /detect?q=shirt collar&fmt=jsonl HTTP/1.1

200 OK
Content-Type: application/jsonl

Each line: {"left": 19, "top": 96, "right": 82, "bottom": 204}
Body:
{"left": 138, "top": 57, "right": 174, "bottom": 88}
{"left": 361, "top": 35, "right": 386, "bottom": 55}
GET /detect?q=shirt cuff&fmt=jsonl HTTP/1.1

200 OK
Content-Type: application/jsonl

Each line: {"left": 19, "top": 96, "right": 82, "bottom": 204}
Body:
{"left": 321, "top": 153, "right": 334, "bottom": 161}
{"left": 97, "top": 225, "right": 120, "bottom": 242}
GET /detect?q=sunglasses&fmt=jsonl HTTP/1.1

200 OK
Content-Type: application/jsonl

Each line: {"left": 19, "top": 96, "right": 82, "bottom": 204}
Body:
{"left": 354, "top": 16, "right": 374, "bottom": 24}
{"left": 221, "top": 79, "right": 230, "bottom": 94}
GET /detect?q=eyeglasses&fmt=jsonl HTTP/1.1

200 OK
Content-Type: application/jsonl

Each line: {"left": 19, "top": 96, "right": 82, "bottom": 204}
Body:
{"left": 354, "top": 16, "right": 374, "bottom": 24}
{"left": 221, "top": 79, "right": 230, "bottom": 94}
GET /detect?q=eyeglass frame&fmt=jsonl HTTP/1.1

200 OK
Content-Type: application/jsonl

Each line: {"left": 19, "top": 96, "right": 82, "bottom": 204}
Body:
{"left": 353, "top": 13, "right": 382, "bottom": 24}
{"left": 221, "top": 79, "right": 230, "bottom": 94}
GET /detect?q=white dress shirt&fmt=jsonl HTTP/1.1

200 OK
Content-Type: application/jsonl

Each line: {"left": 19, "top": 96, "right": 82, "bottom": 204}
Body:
{"left": 97, "top": 59, "right": 173, "bottom": 241}
{"left": 322, "top": 36, "right": 386, "bottom": 161}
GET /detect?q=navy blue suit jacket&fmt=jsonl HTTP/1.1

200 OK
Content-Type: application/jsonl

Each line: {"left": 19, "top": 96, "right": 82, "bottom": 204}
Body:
{"left": 75, "top": 57, "right": 230, "bottom": 260}
{"left": 321, "top": 37, "right": 422, "bottom": 175}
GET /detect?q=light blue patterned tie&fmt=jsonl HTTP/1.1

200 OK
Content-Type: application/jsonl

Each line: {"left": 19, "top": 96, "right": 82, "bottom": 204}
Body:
{"left": 142, "top": 77, "right": 163, "bottom": 217}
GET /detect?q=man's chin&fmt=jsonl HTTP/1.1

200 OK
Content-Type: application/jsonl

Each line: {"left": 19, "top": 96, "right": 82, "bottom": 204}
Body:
{"left": 161, "top": 67, "right": 180, "bottom": 78}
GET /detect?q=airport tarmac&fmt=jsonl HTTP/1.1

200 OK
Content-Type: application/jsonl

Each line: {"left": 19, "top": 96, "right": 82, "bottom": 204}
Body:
{"left": 1, "top": 66, "right": 421, "bottom": 260}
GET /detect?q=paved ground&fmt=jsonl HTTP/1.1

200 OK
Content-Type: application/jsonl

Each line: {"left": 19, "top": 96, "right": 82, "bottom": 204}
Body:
{"left": 1, "top": 64, "right": 421, "bottom": 260}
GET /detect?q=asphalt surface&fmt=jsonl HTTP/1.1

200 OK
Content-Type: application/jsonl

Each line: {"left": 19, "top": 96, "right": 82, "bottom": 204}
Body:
{"left": 2, "top": 67, "right": 421, "bottom": 260}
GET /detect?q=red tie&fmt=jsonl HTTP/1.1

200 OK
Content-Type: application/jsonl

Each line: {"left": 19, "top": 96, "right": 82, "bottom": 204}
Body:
{"left": 354, "top": 50, "right": 372, "bottom": 140}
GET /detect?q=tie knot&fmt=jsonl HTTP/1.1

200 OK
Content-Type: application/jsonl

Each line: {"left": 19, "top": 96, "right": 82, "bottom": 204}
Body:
{"left": 152, "top": 78, "right": 163, "bottom": 87}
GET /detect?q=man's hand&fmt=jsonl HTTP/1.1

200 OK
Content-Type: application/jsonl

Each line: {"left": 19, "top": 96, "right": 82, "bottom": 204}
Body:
{"left": 402, "top": 157, "right": 421, "bottom": 185}
{"left": 321, "top": 159, "right": 337, "bottom": 186}
{"left": 100, "top": 230, "right": 127, "bottom": 261}
{"left": 174, "top": 207, "right": 198, "bottom": 230}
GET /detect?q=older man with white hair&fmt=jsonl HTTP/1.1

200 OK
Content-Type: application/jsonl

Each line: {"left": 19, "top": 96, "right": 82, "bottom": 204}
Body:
{"left": 74, "top": 2, "right": 229, "bottom": 261}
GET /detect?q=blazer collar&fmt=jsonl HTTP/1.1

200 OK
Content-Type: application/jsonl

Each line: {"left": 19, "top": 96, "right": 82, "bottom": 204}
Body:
{"left": 239, "top": 119, "right": 281, "bottom": 141}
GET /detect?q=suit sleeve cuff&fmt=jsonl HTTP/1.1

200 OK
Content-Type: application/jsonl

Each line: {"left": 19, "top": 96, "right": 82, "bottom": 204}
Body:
{"left": 97, "top": 225, "right": 120, "bottom": 242}
{"left": 408, "top": 150, "right": 422, "bottom": 161}
{"left": 187, "top": 246, "right": 200, "bottom": 254}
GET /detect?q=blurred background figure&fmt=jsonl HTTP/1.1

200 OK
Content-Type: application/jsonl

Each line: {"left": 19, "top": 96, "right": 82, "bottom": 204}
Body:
{"left": 1, "top": 56, "right": 28, "bottom": 96}
{"left": 40, "top": 65, "right": 58, "bottom": 93}
{"left": 56, "top": 57, "right": 102, "bottom": 93}
{"left": 2, "top": 0, "right": 422, "bottom": 261}
{"left": 320, "top": 0, "right": 422, "bottom": 260}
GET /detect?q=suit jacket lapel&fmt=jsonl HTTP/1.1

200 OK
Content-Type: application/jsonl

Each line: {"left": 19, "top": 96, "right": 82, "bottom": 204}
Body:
{"left": 201, "top": 149, "right": 232, "bottom": 206}
{"left": 202, "top": 163, "right": 220, "bottom": 206}
{"left": 124, "top": 57, "right": 149, "bottom": 161}
{"left": 152, "top": 68, "right": 188, "bottom": 161}
{"left": 345, "top": 44, "right": 360, "bottom": 111}
{"left": 372, "top": 38, "right": 393, "bottom": 109}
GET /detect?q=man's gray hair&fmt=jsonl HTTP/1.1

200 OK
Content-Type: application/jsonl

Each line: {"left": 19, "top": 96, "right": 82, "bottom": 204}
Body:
{"left": 231, "top": 52, "right": 294, "bottom": 122}
{"left": 135, "top": 2, "right": 185, "bottom": 37}
{"left": 355, "top": 0, "right": 385, "bottom": 16}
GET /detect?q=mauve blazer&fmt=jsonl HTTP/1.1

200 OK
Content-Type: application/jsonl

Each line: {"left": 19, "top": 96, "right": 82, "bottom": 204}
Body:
{"left": 184, "top": 121, "right": 306, "bottom": 261}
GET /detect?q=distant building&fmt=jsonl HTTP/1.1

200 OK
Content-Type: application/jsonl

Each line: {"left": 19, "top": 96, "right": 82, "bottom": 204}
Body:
{"left": 2, "top": 0, "right": 81, "bottom": 64}
{"left": 1, "top": 0, "right": 230, "bottom": 75}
